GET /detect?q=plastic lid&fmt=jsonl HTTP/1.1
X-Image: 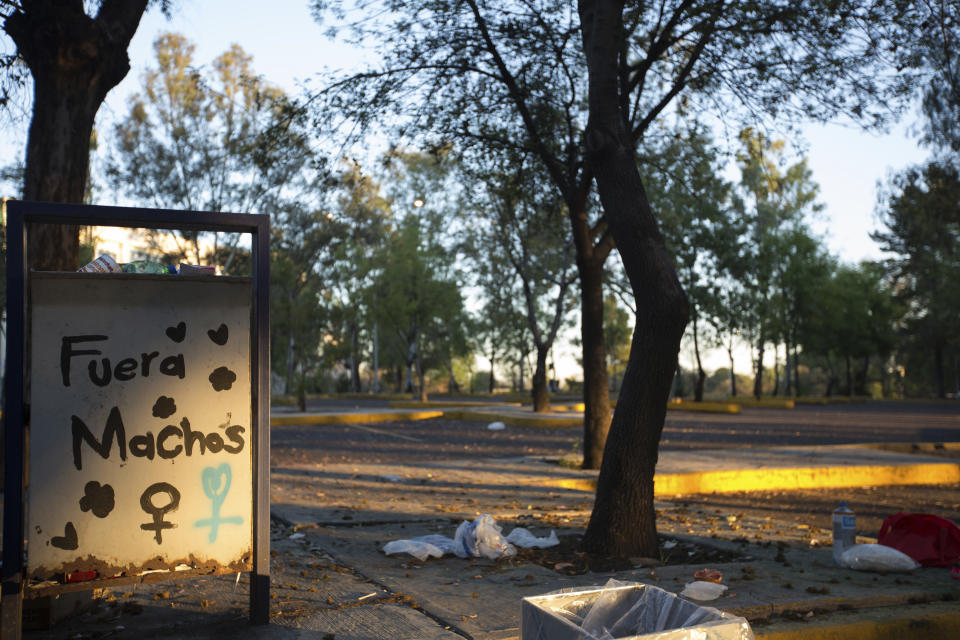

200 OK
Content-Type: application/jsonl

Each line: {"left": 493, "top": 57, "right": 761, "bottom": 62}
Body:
{"left": 837, "top": 500, "right": 848, "bottom": 507}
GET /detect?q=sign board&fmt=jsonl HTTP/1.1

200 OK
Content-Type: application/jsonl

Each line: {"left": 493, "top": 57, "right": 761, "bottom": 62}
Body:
{"left": 28, "top": 273, "right": 253, "bottom": 578}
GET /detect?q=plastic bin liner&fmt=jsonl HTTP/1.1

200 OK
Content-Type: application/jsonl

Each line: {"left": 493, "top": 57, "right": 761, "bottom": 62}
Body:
{"left": 522, "top": 580, "right": 754, "bottom": 640}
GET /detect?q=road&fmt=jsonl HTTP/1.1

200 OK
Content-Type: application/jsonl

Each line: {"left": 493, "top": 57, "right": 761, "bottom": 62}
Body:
{"left": 270, "top": 400, "right": 960, "bottom": 536}
{"left": 272, "top": 401, "right": 960, "bottom": 465}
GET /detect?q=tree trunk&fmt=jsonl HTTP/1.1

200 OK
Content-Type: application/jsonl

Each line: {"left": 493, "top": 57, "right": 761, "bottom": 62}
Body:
{"left": 4, "top": 0, "right": 148, "bottom": 270}
{"left": 579, "top": 258, "right": 611, "bottom": 469}
{"left": 416, "top": 336, "right": 427, "bottom": 403}
{"left": 753, "top": 333, "right": 765, "bottom": 399}
{"left": 447, "top": 348, "right": 458, "bottom": 393}
{"left": 488, "top": 352, "right": 496, "bottom": 394}
{"left": 349, "top": 321, "right": 361, "bottom": 392}
{"left": 372, "top": 320, "right": 380, "bottom": 393}
{"left": 692, "top": 312, "right": 705, "bottom": 402}
{"left": 793, "top": 340, "right": 800, "bottom": 396}
{"left": 518, "top": 349, "right": 525, "bottom": 391}
{"left": 772, "top": 343, "right": 780, "bottom": 396}
{"left": 578, "top": 0, "right": 690, "bottom": 557}
{"left": 727, "top": 336, "right": 737, "bottom": 397}
{"left": 532, "top": 344, "right": 551, "bottom": 412}
{"left": 784, "top": 337, "right": 792, "bottom": 396}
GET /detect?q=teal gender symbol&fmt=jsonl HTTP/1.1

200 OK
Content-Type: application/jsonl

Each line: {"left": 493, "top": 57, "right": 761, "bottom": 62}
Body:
{"left": 194, "top": 464, "right": 243, "bottom": 543}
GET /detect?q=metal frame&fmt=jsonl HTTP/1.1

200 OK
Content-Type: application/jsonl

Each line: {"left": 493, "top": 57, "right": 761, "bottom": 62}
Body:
{"left": 1, "top": 201, "right": 271, "bottom": 638}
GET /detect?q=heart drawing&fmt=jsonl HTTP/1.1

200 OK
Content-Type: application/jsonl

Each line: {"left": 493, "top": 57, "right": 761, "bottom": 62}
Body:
{"left": 51, "top": 521, "right": 79, "bottom": 550}
{"left": 207, "top": 323, "right": 228, "bottom": 346}
{"left": 165, "top": 321, "right": 187, "bottom": 343}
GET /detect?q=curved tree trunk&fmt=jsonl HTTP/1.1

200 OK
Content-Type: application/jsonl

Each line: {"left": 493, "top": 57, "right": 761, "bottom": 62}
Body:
{"left": 532, "top": 344, "right": 550, "bottom": 412}
{"left": 578, "top": 0, "right": 690, "bottom": 556}
{"left": 579, "top": 259, "right": 611, "bottom": 469}
{"left": 5, "top": 0, "right": 148, "bottom": 270}
{"left": 692, "top": 312, "right": 705, "bottom": 402}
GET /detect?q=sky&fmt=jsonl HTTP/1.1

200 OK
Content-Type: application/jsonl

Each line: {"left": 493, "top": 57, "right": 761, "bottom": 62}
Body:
{"left": 1, "top": 1, "right": 935, "bottom": 377}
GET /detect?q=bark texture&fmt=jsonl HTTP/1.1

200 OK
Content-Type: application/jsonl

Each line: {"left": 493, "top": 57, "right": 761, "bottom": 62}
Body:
{"left": 578, "top": 0, "right": 689, "bottom": 556}
{"left": 4, "top": 0, "right": 147, "bottom": 269}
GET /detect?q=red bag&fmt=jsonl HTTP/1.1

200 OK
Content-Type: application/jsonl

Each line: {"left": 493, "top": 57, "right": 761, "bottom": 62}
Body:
{"left": 878, "top": 512, "right": 960, "bottom": 567}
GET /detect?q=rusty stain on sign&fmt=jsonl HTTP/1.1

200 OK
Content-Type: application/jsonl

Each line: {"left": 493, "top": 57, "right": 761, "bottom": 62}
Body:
{"left": 28, "top": 273, "right": 253, "bottom": 584}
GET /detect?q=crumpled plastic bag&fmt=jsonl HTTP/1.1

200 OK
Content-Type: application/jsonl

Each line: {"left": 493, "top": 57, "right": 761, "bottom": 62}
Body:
{"left": 680, "top": 580, "right": 728, "bottom": 601}
{"left": 383, "top": 514, "right": 559, "bottom": 560}
{"left": 506, "top": 527, "right": 560, "bottom": 549}
{"left": 839, "top": 543, "right": 920, "bottom": 572}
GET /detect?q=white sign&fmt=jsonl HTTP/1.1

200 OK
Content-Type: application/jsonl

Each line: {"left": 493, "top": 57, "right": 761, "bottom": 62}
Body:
{"left": 27, "top": 274, "right": 252, "bottom": 579}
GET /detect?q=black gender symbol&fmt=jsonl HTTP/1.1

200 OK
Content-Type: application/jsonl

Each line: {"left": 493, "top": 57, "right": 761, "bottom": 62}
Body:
{"left": 140, "top": 482, "right": 181, "bottom": 544}
{"left": 165, "top": 322, "right": 187, "bottom": 343}
{"left": 207, "top": 323, "right": 228, "bottom": 345}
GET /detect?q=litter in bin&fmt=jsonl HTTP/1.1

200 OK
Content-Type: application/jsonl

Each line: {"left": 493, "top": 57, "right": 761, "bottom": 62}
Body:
{"left": 522, "top": 579, "right": 753, "bottom": 640}
{"left": 838, "top": 543, "right": 920, "bottom": 572}
{"left": 383, "top": 514, "right": 558, "bottom": 561}
{"left": 488, "top": 421, "right": 507, "bottom": 430}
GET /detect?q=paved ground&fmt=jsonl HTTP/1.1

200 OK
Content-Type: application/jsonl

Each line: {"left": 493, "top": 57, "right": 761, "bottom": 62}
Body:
{"left": 15, "top": 399, "right": 960, "bottom": 639}
{"left": 272, "top": 402, "right": 960, "bottom": 465}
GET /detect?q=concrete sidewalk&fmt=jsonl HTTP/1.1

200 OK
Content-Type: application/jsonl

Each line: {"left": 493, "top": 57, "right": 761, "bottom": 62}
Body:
{"left": 20, "top": 409, "right": 960, "bottom": 640}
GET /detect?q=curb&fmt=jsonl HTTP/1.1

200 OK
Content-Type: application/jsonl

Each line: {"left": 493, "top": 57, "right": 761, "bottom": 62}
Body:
{"left": 270, "top": 410, "right": 443, "bottom": 426}
{"left": 668, "top": 400, "right": 742, "bottom": 414}
{"left": 389, "top": 400, "right": 522, "bottom": 409}
{"left": 540, "top": 460, "right": 960, "bottom": 496}
{"left": 442, "top": 409, "right": 582, "bottom": 428}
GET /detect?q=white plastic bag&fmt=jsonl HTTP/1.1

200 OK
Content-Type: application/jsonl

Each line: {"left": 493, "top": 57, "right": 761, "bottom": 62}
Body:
{"left": 382, "top": 534, "right": 454, "bottom": 561}
{"left": 384, "top": 515, "right": 555, "bottom": 560}
{"left": 839, "top": 543, "right": 920, "bottom": 572}
{"left": 680, "top": 581, "right": 728, "bottom": 601}
{"left": 506, "top": 528, "right": 560, "bottom": 549}
{"left": 459, "top": 514, "right": 516, "bottom": 559}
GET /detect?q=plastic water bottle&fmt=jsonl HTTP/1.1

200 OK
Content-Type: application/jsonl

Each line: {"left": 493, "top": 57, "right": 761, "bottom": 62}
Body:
{"left": 832, "top": 501, "right": 856, "bottom": 564}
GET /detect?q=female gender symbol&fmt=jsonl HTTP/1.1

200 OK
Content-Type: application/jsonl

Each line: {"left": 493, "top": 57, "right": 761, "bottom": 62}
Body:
{"left": 194, "top": 463, "right": 243, "bottom": 543}
{"left": 140, "top": 482, "right": 181, "bottom": 544}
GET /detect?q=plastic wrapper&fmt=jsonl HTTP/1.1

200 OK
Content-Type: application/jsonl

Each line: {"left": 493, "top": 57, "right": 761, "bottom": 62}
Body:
{"left": 839, "top": 543, "right": 920, "bottom": 572}
{"left": 522, "top": 580, "right": 754, "bottom": 640}
{"left": 122, "top": 260, "right": 172, "bottom": 274}
{"left": 679, "top": 581, "right": 728, "bottom": 601}
{"left": 383, "top": 514, "right": 558, "bottom": 561}
{"left": 78, "top": 254, "right": 122, "bottom": 273}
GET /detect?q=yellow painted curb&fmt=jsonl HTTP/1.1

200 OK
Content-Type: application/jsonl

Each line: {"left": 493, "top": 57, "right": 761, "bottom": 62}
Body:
{"left": 732, "top": 398, "right": 796, "bottom": 409}
{"left": 667, "top": 400, "right": 741, "bottom": 414}
{"left": 271, "top": 411, "right": 443, "bottom": 426}
{"left": 442, "top": 410, "right": 582, "bottom": 428}
{"left": 541, "top": 461, "right": 960, "bottom": 495}
{"left": 755, "top": 609, "right": 960, "bottom": 640}
{"left": 794, "top": 396, "right": 868, "bottom": 405}
{"left": 389, "top": 400, "right": 522, "bottom": 409}
{"left": 655, "top": 462, "right": 960, "bottom": 495}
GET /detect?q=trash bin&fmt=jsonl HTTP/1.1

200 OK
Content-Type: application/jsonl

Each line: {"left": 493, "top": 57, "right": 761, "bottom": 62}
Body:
{"left": 521, "top": 581, "right": 754, "bottom": 640}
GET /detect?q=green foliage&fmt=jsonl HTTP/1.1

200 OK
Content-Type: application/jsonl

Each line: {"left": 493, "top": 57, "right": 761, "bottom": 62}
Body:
{"left": 873, "top": 160, "right": 960, "bottom": 396}
{"left": 107, "top": 33, "right": 318, "bottom": 270}
{"left": 462, "top": 149, "right": 577, "bottom": 398}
